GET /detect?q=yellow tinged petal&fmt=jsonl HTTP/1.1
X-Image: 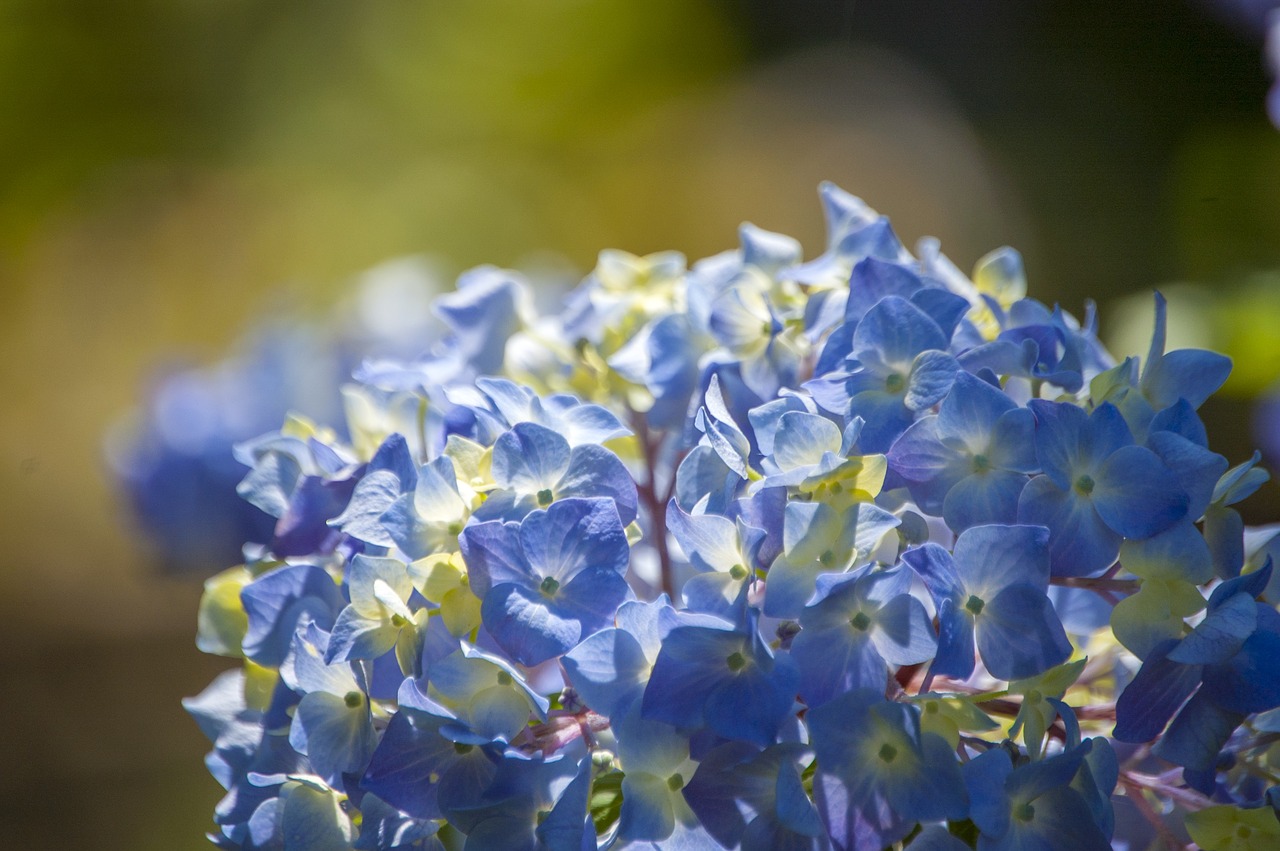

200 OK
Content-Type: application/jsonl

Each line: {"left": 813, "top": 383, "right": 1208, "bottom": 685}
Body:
{"left": 196, "top": 566, "right": 252, "bottom": 658}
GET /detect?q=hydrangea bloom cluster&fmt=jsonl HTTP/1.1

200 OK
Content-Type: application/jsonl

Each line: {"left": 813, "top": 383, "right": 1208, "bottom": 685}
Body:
{"left": 185, "top": 183, "right": 1280, "bottom": 850}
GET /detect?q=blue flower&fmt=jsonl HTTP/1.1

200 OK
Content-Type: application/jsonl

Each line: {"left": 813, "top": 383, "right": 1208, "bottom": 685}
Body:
{"left": 889, "top": 370, "right": 1038, "bottom": 532}
{"left": 682, "top": 742, "right": 826, "bottom": 851}
{"left": 641, "top": 613, "right": 799, "bottom": 747}
{"left": 1017, "top": 400, "right": 1189, "bottom": 577}
{"left": 791, "top": 564, "right": 936, "bottom": 707}
{"left": 460, "top": 497, "right": 632, "bottom": 666}
{"left": 476, "top": 421, "right": 637, "bottom": 524}
{"left": 963, "top": 741, "right": 1113, "bottom": 850}
{"left": 902, "top": 524, "right": 1071, "bottom": 681}
{"left": 809, "top": 689, "right": 967, "bottom": 850}
{"left": 807, "top": 296, "right": 960, "bottom": 453}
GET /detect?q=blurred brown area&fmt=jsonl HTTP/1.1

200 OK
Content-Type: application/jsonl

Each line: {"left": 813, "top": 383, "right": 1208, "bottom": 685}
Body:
{"left": 0, "top": 1, "right": 1277, "bottom": 848}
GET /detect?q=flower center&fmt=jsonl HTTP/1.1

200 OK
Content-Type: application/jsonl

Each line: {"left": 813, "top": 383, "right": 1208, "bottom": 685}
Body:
{"left": 972, "top": 453, "right": 991, "bottom": 473}
{"left": 849, "top": 611, "right": 871, "bottom": 632}
{"left": 343, "top": 691, "right": 363, "bottom": 709}
{"left": 667, "top": 773, "right": 685, "bottom": 791}
{"left": 539, "top": 576, "right": 560, "bottom": 596}
{"left": 885, "top": 373, "right": 906, "bottom": 394}
{"left": 1074, "top": 474, "right": 1095, "bottom": 495}
{"left": 965, "top": 594, "right": 985, "bottom": 616}
{"left": 878, "top": 743, "right": 898, "bottom": 763}
{"left": 729, "top": 563, "right": 748, "bottom": 581}
{"left": 536, "top": 488, "right": 555, "bottom": 506}
{"left": 726, "top": 651, "right": 747, "bottom": 672}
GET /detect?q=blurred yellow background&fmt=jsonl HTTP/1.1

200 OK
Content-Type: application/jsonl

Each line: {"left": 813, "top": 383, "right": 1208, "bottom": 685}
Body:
{"left": 1, "top": 1, "right": 1278, "bottom": 847}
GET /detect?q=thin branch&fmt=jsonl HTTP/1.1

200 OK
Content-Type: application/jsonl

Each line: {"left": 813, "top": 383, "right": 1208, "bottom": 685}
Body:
{"left": 1050, "top": 575, "right": 1140, "bottom": 595}
{"left": 630, "top": 410, "right": 674, "bottom": 598}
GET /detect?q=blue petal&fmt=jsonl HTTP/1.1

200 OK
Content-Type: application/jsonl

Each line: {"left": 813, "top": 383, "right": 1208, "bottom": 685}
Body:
{"left": 1201, "top": 625, "right": 1280, "bottom": 714}
{"left": 289, "top": 691, "right": 377, "bottom": 786}
{"left": 793, "top": 626, "right": 886, "bottom": 708}
{"left": 977, "top": 584, "right": 1072, "bottom": 680}
{"left": 434, "top": 268, "right": 525, "bottom": 375}
{"left": 241, "top": 564, "right": 344, "bottom": 667}
{"left": 953, "top": 523, "right": 1051, "bottom": 599}
{"left": 1168, "top": 592, "right": 1256, "bottom": 665}
{"left": 562, "top": 627, "right": 650, "bottom": 719}
{"left": 1017, "top": 475, "right": 1121, "bottom": 578}
{"left": 491, "top": 423, "right": 571, "bottom": 493}
{"left": 936, "top": 371, "right": 1016, "bottom": 445}
{"left": 704, "top": 651, "right": 799, "bottom": 746}
{"left": 845, "top": 257, "right": 926, "bottom": 323}
{"left": 556, "top": 443, "right": 638, "bottom": 525}
{"left": 483, "top": 569, "right": 628, "bottom": 667}
{"left": 641, "top": 624, "right": 745, "bottom": 730}
{"left": 942, "top": 470, "right": 1028, "bottom": 531}
{"left": 518, "top": 497, "right": 630, "bottom": 583}
{"left": 900, "top": 542, "right": 964, "bottom": 605}
{"left": 1113, "top": 640, "right": 1203, "bottom": 743}
{"left": 459, "top": 519, "right": 531, "bottom": 598}
{"left": 910, "top": 288, "right": 970, "bottom": 342}
{"left": 928, "top": 597, "right": 976, "bottom": 681}
{"left": 1142, "top": 349, "right": 1232, "bottom": 410}
{"left": 1093, "top": 445, "right": 1188, "bottom": 538}
{"left": 666, "top": 500, "right": 746, "bottom": 574}
{"left": 851, "top": 297, "right": 947, "bottom": 370}
{"left": 1152, "top": 690, "right": 1244, "bottom": 771}
{"left": 326, "top": 607, "right": 400, "bottom": 664}
{"left": 1028, "top": 400, "right": 1089, "bottom": 489}
{"left": 905, "top": 350, "right": 959, "bottom": 412}
{"left": 673, "top": 445, "right": 738, "bottom": 514}
{"left": 963, "top": 747, "right": 1013, "bottom": 838}
{"left": 535, "top": 757, "right": 593, "bottom": 851}
{"left": 1146, "top": 430, "right": 1226, "bottom": 521}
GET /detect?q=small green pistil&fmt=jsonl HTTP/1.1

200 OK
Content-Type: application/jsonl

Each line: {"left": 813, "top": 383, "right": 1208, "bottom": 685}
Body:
{"left": 1014, "top": 802, "right": 1035, "bottom": 822}
{"left": 924, "top": 700, "right": 939, "bottom": 714}
{"left": 447, "top": 522, "right": 463, "bottom": 536}
{"left": 667, "top": 773, "right": 685, "bottom": 791}
{"left": 453, "top": 742, "right": 474, "bottom": 755}
{"left": 829, "top": 481, "right": 844, "bottom": 494}
{"left": 849, "top": 611, "right": 872, "bottom": 632}
{"left": 343, "top": 691, "right": 363, "bottom": 709}
{"left": 726, "top": 651, "right": 747, "bottom": 672}
{"left": 819, "top": 549, "right": 836, "bottom": 567}
{"left": 877, "top": 743, "right": 898, "bottom": 763}
{"left": 539, "top": 576, "right": 560, "bottom": 596}
{"left": 390, "top": 613, "right": 407, "bottom": 628}
{"left": 1074, "top": 474, "right": 1095, "bottom": 496}
{"left": 536, "top": 488, "right": 555, "bottom": 506}
{"left": 972, "top": 454, "right": 992, "bottom": 473}
{"left": 729, "top": 563, "right": 748, "bottom": 581}
{"left": 885, "top": 373, "right": 906, "bottom": 394}
{"left": 965, "top": 594, "right": 985, "bottom": 616}
{"left": 497, "top": 671, "right": 513, "bottom": 686}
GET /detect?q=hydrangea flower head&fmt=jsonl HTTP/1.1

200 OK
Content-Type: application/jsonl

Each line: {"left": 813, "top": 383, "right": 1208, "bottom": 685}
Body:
{"left": 173, "top": 183, "right": 1275, "bottom": 850}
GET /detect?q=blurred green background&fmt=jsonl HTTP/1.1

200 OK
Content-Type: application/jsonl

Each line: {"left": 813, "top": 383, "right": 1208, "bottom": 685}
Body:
{"left": 1, "top": 1, "right": 1279, "bottom": 847}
